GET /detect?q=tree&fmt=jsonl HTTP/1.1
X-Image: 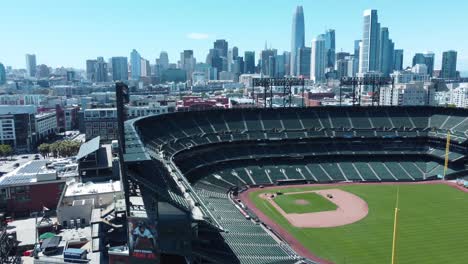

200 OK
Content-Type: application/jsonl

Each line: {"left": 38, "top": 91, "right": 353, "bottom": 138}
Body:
{"left": 44, "top": 140, "right": 81, "bottom": 158}
{"left": 0, "top": 144, "right": 12, "bottom": 159}
{"left": 38, "top": 143, "right": 50, "bottom": 157}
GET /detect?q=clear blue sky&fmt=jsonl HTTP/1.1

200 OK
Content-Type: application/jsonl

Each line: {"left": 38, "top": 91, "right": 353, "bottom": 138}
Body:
{"left": 2, "top": 0, "right": 467, "bottom": 72}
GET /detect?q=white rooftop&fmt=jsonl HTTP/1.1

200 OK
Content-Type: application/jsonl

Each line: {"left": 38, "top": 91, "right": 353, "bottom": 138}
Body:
{"left": 65, "top": 180, "right": 121, "bottom": 197}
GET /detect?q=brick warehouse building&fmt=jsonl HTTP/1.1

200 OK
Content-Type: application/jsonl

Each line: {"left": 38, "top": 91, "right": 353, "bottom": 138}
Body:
{"left": 0, "top": 160, "right": 66, "bottom": 217}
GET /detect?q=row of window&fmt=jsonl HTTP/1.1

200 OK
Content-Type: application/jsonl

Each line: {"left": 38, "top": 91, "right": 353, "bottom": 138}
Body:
{"left": 85, "top": 121, "right": 118, "bottom": 129}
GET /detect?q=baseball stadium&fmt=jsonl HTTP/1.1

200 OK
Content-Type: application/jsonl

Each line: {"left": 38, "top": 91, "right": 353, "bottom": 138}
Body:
{"left": 122, "top": 106, "right": 468, "bottom": 264}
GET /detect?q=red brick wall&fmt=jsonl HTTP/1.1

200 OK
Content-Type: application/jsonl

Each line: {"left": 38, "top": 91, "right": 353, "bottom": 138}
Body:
{"left": 7, "top": 181, "right": 64, "bottom": 216}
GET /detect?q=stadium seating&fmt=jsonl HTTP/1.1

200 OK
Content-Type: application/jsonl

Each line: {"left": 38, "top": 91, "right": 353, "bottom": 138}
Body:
{"left": 130, "top": 106, "right": 468, "bottom": 264}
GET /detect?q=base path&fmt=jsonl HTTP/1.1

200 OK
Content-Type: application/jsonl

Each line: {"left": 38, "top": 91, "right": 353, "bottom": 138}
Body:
{"left": 238, "top": 180, "right": 468, "bottom": 264}
{"left": 263, "top": 189, "right": 368, "bottom": 228}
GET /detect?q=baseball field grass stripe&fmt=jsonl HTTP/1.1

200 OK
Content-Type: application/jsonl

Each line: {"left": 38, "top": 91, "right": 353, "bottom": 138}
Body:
{"left": 249, "top": 184, "right": 468, "bottom": 264}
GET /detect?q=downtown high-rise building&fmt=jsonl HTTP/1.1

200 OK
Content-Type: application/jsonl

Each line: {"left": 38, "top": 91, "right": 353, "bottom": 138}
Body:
{"left": 274, "top": 54, "right": 286, "bottom": 78}
{"left": 290, "top": 6, "right": 305, "bottom": 76}
{"left": 412, "top": 53, "right": 426, "bottom": 66}
{"left": 359, "top": 9, "right": 380, "bottom": 74}
{"left": 441, "top": 50, "right": 458, "bottom": 79}
{"left": 324, "top": 29, "right": 336, "bottom": 68}
{"left": 336, "top": 52, "right": 350, "bottom": 61}
{"left": 140, "top": 58, "right": 151, "bottom": 77}
{"left": 214, "top": 39, "right": 228, "bottom": 58}
{"left": 311, "top": 35, "right": 326, "bottom": 82}
{"left": 86, "top": 59, "right": 97, "bottom": 82}
{"left": 180, "top": 50, "right": 196, "bottom": 80}
{"left": 393, "top": 49, "right": 404, "bottom": 71}
{"left": 260, "top": 48, "right": 277, "bottom": 76}
{"left": 244, "top": 51, "right": 256, "bottom": 74}
{"left": 423, "top": 52, "right": 435, "bottom": 76}
{"left": 297, "top": 47, "right": 311, "bottom": 78}
{"left": 232, "top": 56, "right": 244, "bottom": 79}
{"left": 95, "top": 57, "right": 108, "bottom": 82}
{"left": 412, "top": 52, "right": 434, "bottom": 75}
{"left": 207, "top": 48, "right": 223, "bottom": 77}
{"left": 130, "top": 49, "right": 142, "bottom": 80}
{"left": 336, "top": 58, "right": 350, "bottom": 79}
{"left": 354, "top": 40, "right": 361, "bottom": 75}
{"left": 378, "top": 27, "right": 394, "bottom": 76}
{"left": 111, "top": 57, "right": 128, "bottom": 81}
{"left": 158, "top": 51, "right": 169, "bottom": 70}
{"left": 232, "top": 47, "right": 239, "bottom": 59}
{"left": 0, "top": 63, "right": 6, "bottom": 85}
{"left": 25, "top": 54, "right": 37, "bottom": 77}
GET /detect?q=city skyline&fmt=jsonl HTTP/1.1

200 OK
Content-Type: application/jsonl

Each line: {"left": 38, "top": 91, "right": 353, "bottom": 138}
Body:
{"left": 2, "top": 0, "right": 468, "bottom": 73}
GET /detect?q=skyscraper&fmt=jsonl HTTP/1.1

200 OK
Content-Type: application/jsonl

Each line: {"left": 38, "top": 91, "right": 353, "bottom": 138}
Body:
{"left": 441, "top": 50, "right": 458, "bottom": 79}
{"left": 180, "top": 50, "right": 196, "bottom": 80}
{"left": 159, "top": 52, "right": 169, "bottom": 70}
{"left": 354, "top": 40, "right": 361, "bottom": 75}
{"left": 290, "top": 6, "right": 305, "bottom": 76}
{"left": 207, "top": 49, "right": 223, "bottom": 76}
{"left": 111, "top": 57, "right": 128, "bottom": 81}
{"left": 274, "top": 54, "right": 286, "bottom": 78}
{"left": 0, "top": 63, "right": 6, "bottom": 85}
{"left": 284, "top": 51, "right": 291, "bottom": 76}
{"left": 324, "top": 29, "right": 336, "bottom": 68}
{"left": 244, "top": 51, "right": 256, "bottom": 74}
{"left": 297, "top": 47, "right": 311, "bottom": 79}
{"left": 412, "top": 53, "right": 426, "bottom": 66}
{"left": 233, "top": 56, "right": 244, "bottom": 79}
{"left": 25, "top": 54, "right": 37, "bottom": 77}
{"left": 311, "top": 35, "right": 326, "bottom": 82}
{"left": 412, "top": 52, "right": 434, "bottom": 75}
{"left": 232, "top": 47, "right": 239, "bottom": 59}
{"left": 95, "top": 57, "right": 108, "bottom": 82}
{"left": 393, "top": 49, "right": 404, "bottom": 71}
{"left": 86, "top": 59, "right": 97, "bottom": 82}
{"left": 423, "top": 52, "right": 435, "bottom": 76}
{"left": 359, "top": 9, "right": 380, "bottom": 74}
{"left": 260, "top": 48, "right": 277, "bottom": 76}
{"left": 140, "top": 58, "right": 151, "bottom": 77}
{"left": 130, "top": 49, "right": 141, "bottom": 80}
{"left": 336, "top": 52, "right": 350, "bottom": 61}
{"left": 378, "top": 27, "right": 394, "bottom": 76}
{"left": 336, "top": 59, "right": 349, "bottom": 79}
{"left": 214, "top": 39, "right": 228, "bottom": 58}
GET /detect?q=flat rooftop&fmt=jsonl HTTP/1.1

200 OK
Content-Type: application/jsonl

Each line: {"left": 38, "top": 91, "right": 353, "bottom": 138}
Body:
{"left": 0, "top": 160, "right": 62, "bottom": 187}
{"left": 65, "top": 181, "right": 121, "bottom": 197}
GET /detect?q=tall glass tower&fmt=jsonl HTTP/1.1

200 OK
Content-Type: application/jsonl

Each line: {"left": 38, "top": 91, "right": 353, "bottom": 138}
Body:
{"left": 359, "top": 9, "right": 380, "bottom": 74}
{"left": 324, "top": 29, "right": 336, "bottom": 68}
{"left": 0, "top": 63, "right": 6, "bottom": 85}
{"left": 311, "top": 35, "right": 326, "bottom": 82}
{"left": 441, "top": 50, "right": 458, "bottom": 79}
{"left": 130, "top": 49, "right": 141, "bottom": 80}
{"left": 25, "top": 54, "right": 37, "bottom": 77}
{"left": 290, "top": 6, "right": 305, "bottom": 76}
{"left": 423, "top": 52, "right": 435, "bottom": 76}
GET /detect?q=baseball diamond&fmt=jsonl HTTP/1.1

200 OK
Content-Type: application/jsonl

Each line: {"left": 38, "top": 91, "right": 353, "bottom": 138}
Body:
{"left": 127, "top": 106, "right": 468, "bottom": 264}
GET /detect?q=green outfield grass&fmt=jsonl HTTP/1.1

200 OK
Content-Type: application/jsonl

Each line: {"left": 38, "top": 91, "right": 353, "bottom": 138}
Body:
{"left": 250, "top": 184, "right": 468, "bottom": 264}
{"left": 274, "top": 192, "right": 337, "bottom": 214}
